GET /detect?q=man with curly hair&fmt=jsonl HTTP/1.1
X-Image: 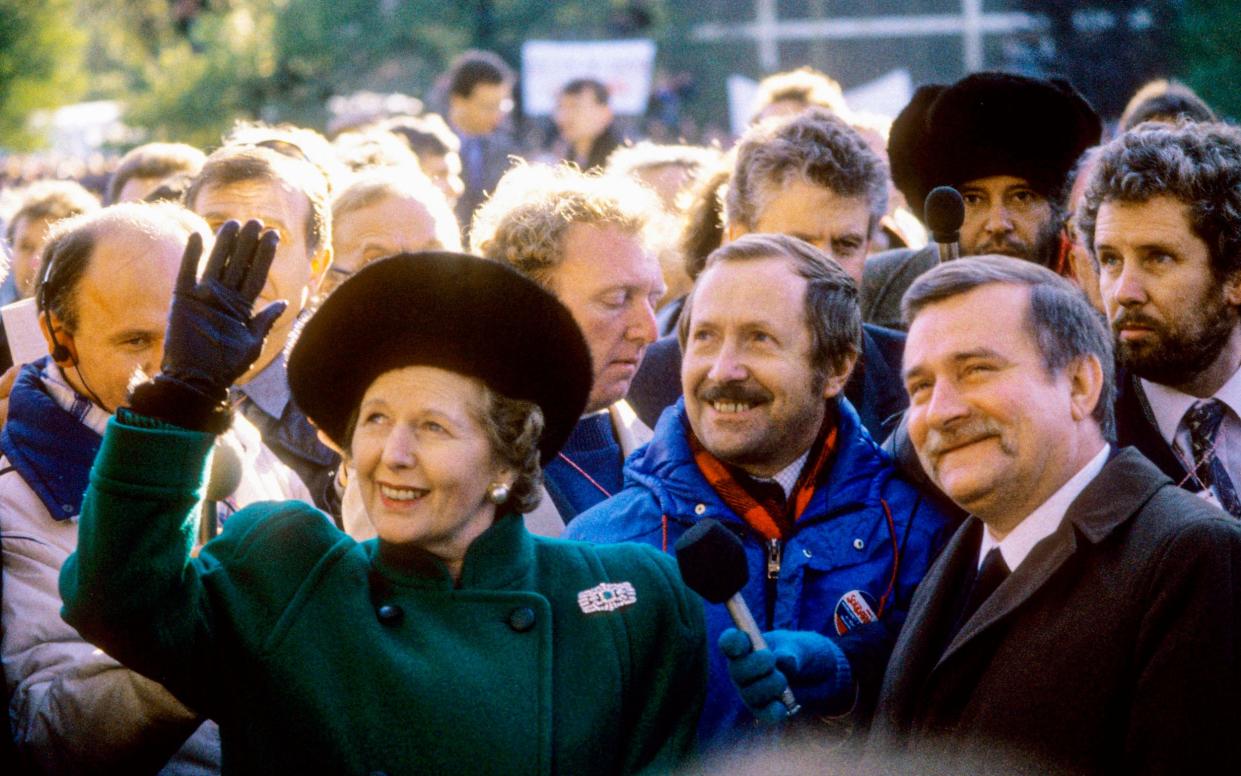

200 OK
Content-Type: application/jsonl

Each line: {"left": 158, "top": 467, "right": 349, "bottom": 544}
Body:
{"left": 1078, "top": 121, "right": 1241, "bottom": 517}
{"left": 470, "top": 164, "right": 663, "bottom": 533}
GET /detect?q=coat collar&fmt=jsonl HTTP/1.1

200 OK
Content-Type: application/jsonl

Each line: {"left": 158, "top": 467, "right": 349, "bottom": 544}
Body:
{"left": 370, "top": 512, "right": 534, "bottom": 591}
{"left": 522, "top": 400, "right": 652, "bottom": 538}
{"left": 1115, "top": 368, "right": 1196, "bottom": 489}
{"left": 0, "top": 359, "right": 102, "bottom": 520}
{"left": 939, "top": 447, "right": 1168, "bottom": 664}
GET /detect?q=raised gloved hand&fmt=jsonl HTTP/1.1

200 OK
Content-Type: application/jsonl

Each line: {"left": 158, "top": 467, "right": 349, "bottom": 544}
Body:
{"left": 129, "top": 220, "right": 285, "bottom": 433}
{"left": 162, "top": 219, "right": 286, "bottom": 396}
{"left": 719, "top": 627, "right": 854, "bottom": 724}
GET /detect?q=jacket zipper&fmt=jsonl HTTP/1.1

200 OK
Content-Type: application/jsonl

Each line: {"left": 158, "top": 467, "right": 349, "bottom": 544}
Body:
{"left": 764, "top": 538, "right": 782, "bottom": 627}
{"left": 766, "top": 538, "right": 783, "bottom": 580}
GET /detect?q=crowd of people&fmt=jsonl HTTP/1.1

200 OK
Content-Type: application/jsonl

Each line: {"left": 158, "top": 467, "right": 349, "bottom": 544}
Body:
{"left": 0, "top": 47, "right": 1238, "bottom": 775}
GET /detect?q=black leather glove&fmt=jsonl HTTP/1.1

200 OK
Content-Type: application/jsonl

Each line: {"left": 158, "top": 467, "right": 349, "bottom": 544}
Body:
{"left": 129, "top": 220, "right": 286, "bottom": 433}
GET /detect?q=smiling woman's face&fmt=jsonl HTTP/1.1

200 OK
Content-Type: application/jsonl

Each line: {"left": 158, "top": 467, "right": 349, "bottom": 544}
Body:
{"left": 349, "top": 366, "right": 511, "bottom": 565}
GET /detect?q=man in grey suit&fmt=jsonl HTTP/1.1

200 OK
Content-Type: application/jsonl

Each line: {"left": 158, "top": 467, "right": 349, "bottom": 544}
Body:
{"left": 869, "top": 256, "right": 1241, "bottom": 774}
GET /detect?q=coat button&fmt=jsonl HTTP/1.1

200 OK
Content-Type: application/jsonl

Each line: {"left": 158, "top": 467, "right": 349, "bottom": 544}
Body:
{"left": 376, "top": 604, "right": 404, "bottom": 626}
{"left": 694, "top": 503, "right": 706, "bottom": 515}
{"left": 853, "top": 538, "right": 865, "bottom": 550}
{"left": 508, "top": 607, "right": 536, "bottom": 632}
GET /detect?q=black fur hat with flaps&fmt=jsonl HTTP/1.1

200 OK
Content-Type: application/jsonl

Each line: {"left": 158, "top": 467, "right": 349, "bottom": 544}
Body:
{"left": 288, "top": 252, "right": 592, "bottom": 464}
{"left": 889, "top": 71, "right": 1102, "bottom": 222}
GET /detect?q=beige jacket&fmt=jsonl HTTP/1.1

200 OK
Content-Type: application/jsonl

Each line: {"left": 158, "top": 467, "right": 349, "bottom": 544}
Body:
{"left": 342, "top": 401, "right": 653, "bottom": 541}
{"left": 1, "top": 392, "right": 308, "bottom": 775}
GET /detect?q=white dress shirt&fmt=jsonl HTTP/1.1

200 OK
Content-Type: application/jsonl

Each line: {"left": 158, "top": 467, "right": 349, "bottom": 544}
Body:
{"left": 978, "top": 444, "right": 1110, "bottom": 572}
{"left": 762, "top": 449, "right": 812, "bottom": 501}
{"left": 1142, "top": 365, "right": 1241, "bottom": 509}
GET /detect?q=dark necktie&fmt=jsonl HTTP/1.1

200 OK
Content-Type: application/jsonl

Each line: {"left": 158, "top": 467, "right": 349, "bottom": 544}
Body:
{"left": 965, "top": 548, "right": 1010, "bottom": 618}
{"left": 1184, "top": 399, "right": 1241, "bottom": 517}
{"left": 946, "top": 547, "right": 1010, "bottom": 645}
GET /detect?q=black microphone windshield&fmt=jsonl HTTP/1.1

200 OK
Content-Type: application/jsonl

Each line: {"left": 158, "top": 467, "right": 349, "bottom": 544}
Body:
{"left": 205, "top": 443, "right": 243, "bottom": 502}
{"left": 674, "top": 518, "right": 749, "bottom": 604}
{"left": 924, "top": 186, "right": 965, "bottom": 242}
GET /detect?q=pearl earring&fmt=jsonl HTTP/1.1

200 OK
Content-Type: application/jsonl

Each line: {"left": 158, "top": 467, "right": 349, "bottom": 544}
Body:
{"left": 487, "top": 482, "right": 511, "bottom": 504}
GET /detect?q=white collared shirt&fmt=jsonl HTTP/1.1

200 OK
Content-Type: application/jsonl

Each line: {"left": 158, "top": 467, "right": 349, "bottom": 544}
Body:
{"left": 978, "top": 444, "right": 1110, "bottom": 572}
{"left": 1141, "top": 368, "right": 1241, "bottom": 508}
{"left": 758, "top": 449, "right": 811, "bottom": 501}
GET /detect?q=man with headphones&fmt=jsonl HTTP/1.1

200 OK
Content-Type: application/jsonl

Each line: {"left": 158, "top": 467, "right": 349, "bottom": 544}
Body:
{"left": 0, "top": 204, "right": 308, "bottom": 773}
{"left": 566, "top": 233, "right": 956, "bottom": 753}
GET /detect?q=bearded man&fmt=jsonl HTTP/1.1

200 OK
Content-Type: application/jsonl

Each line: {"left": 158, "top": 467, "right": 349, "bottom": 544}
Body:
{"left": 1078, "top": 121, "right": 1241, "bottom": 517}
{"left": 863, "top": 72, "right": 1101, "bottom": 329}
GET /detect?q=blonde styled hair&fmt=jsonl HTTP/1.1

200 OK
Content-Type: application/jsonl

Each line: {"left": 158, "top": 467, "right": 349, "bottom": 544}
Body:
{"left": 469, "top": 162, "right": 661, "bottom": 290}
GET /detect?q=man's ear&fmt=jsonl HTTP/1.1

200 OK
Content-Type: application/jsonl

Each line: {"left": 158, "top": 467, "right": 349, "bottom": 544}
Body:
{"left": 37, "top": 310, "right": 77, "bottom": 365}
{"left": 821, "top": 351, "right": 860, "bottom": 400}
{"left": 1067, "top": 353, "right": 1105, "bottom": 423}
{"left": 1223, "top": 270, "right": 1241, "bottom": 307}
{"left": 310, "top": 245, "right": 333, "bottom": 283}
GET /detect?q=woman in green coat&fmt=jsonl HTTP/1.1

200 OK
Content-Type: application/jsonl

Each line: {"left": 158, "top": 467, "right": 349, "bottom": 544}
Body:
{"left": 59, "top": 221, "right": 706, "bottom": 775}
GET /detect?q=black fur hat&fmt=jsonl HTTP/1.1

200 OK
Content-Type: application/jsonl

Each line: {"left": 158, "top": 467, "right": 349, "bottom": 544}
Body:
{"left": 889, "top": 71, "right": 1102, "bottom": 221}
{"left": 288, "top": 252, "right": 592, "bottom": 463}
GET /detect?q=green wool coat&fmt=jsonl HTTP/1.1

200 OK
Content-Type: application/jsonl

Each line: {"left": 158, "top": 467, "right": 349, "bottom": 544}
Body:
{"left": 60, "top": 413, "right": 707, "bottom": 775}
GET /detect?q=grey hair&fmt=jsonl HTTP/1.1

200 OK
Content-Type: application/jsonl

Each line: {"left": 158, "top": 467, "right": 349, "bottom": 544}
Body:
{"left": 1077, "top": 121, "right": 1241, "bottom": 283}
{"left": 477, "top": 384, "right": 545, "bottom": 514}
{"left": 679, "top": 233, "right": 861, "bottom": 382}
{"left": 726, "top": 107, "right": 889, "bottom": 232}
{"left": 902, "top": 255, "right": 1115, "bottom": 440}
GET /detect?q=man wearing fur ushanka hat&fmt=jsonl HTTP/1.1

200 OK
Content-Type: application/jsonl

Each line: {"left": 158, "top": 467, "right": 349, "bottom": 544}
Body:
{"left": 862, "top": 72, "right": 1101, "bottom": 330}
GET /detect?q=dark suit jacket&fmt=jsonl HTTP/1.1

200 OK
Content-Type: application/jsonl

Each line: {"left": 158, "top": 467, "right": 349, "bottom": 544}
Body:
{"left": 1114, "top": 368, "right": 1202, "bottom": 493}
{"left": 454, "top": 130, "right": 519, "bottom": 236}
{"left": 861, "top": 245, "right": 938, "bottom": 331}
{"left": 572, "top": 124, "right": 622, "bottom": 172}
{"left": 869, "top": 448, "right": 1241, "bottom": 775}
{"left": 625, "top": 323, "right": 909, "bottom": 442}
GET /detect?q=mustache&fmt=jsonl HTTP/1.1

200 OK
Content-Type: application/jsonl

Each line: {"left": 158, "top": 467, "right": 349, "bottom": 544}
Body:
{"left": 973, "top": 237, "right": 1029, "bottom": 258}
{"left": 697, "top": 381, "right": 773, "bottom": 405}
{"left": 921, "top": 417, "right": 1007, "bottom": 461}
{"left": 1111, "top": 309, "right": 1164, "bottom": 333}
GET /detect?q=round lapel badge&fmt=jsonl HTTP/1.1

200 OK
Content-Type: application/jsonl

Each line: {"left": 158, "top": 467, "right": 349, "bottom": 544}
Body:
{"left": 834, "top": 589, "right": 878, "bottom": 635}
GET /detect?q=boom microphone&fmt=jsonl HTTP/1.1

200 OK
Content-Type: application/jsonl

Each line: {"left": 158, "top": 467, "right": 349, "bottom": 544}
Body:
{"left": 924, "top": 186, "right": 965, "bottom": 263}
{"left": 675, "top": 519, "right": 801, "bottom": 717}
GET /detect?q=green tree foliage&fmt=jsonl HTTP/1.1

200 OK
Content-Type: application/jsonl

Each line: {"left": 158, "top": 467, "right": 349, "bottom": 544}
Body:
{"left": 1176, "top": 0, "right": 1241, "bottom": 121}
{"left": 24, "top": 1, "right": 676, "bottom": 149}
{"left": 0, "top": 0, "right": 86, "bottom": 149}
{"left": 78, "top": 0, "right": 280, "bottom": 149}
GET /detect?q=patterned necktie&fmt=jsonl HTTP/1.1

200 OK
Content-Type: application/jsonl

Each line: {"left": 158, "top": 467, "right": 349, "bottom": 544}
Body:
{"left": 1184, "top": 399, "right": 1241, "bottom": 517}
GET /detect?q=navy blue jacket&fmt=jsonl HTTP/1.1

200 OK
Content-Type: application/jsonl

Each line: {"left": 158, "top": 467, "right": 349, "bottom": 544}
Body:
{"left": 565, "top": 397, "right": 956, "bottom": 748}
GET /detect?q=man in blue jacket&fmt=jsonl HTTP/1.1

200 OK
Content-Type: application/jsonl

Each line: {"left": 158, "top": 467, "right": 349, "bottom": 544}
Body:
{"left": 566, "top": 234, "right": 955, "bottom": 751}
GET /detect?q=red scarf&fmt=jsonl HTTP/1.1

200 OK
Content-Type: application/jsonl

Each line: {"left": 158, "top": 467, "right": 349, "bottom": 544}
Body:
{"left": 688, "top": 403, "right": 839, "bottom": 541}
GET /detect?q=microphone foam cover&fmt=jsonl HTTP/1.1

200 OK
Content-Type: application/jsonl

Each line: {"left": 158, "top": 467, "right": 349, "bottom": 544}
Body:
{"left": 205, "top": 443, "right": 243, "bottom": 502}
{"left": 674, "top": 518, "right": 749, "bottom": 604}
{"left": 924, "top": 186, "right": 965, "bottom": 240}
